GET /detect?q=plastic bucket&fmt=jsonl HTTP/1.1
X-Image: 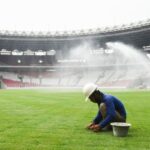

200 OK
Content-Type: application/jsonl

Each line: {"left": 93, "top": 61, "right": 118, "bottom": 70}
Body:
{"left": 111, "top": 122, "right": 131, "bottom": 137}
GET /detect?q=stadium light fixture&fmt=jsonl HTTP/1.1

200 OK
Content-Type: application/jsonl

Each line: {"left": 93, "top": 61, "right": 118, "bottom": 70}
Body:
{"left": 4, "top": 30, "right": 10, "bottom": 35}
{"left": 17, "top": 59, "right": 21, "bottom": 63}
{"left": 24, "top": 49, "right": 35, "bottom": 56}
{"left": 0, "top": 49, "right": 11, "bottom": 55}
{"left": 12, "top": 50, "right": 23, "bottom": 56}
{"left": 39, "top": 60, "right": 43, "bottom": 63}
{"left": 21, "top": 31, "right": 27, "bottom": 36}
{"left": 30, "top": 31, "right": 35, "bottom": 36}
{"left": 35, "top": 50, "right": 46, "bottom": 56}
{"left": 37, "top": 31, "right": 44, "bottom": 36}
{"left": 47, "top": 50, "right": 56, "bottom": 56}
{"left": 13, "top": 31, "right": 19, "bottom": 35}
{"left": 46, "top": 31, "right": 52, "bottom": 36}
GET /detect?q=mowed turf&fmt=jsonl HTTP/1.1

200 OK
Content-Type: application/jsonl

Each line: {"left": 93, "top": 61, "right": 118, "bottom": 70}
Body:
{"left": 0, "top": 89, "right": 150, "bottom": 150}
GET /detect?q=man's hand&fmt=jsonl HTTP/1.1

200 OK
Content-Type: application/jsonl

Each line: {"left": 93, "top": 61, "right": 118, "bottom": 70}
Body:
{"left": 92, "top": 124, "right": 101, "bottom": 132}
{"left": 86, "top": 123, "right": 101, "bottom": 132}
{"left": 86, "top": 123, "right": 95, "bottom": 130}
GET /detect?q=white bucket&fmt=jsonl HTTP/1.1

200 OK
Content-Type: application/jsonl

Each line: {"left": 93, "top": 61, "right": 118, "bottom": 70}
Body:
{"left": 111, "top": 122, "right": 131, "bottom": 137}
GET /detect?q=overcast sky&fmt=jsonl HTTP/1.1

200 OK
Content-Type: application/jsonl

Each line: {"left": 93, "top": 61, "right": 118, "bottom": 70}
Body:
{"left": 0, "top": 0, "right": 150, "bottom": 31}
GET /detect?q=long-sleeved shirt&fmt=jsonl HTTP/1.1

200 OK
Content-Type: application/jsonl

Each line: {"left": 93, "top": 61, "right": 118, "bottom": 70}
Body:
{"left": 93, "top": 93, "right": 126, "bottom": 128}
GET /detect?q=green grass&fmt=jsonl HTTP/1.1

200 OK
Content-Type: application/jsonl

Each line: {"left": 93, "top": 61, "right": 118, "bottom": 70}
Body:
{"left": 0, "top": 89, "right": 150, "bottom": 150}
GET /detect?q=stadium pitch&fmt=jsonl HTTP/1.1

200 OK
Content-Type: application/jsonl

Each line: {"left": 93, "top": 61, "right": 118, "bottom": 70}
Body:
{"left": 0, "top": 89, "right": 150, "bottom": 150}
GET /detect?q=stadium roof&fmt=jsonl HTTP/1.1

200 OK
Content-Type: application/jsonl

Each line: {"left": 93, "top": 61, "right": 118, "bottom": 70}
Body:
{"left": 0, "top": 19, "right": 150, "bottom": 38}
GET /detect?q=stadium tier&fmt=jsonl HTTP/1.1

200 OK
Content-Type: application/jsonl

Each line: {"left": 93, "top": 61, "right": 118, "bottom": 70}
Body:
{"left": 0, "top": 20, "right": 150, "bottom": 89}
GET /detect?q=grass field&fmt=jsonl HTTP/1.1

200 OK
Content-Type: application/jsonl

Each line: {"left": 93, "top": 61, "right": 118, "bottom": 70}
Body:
{"left": 0, "top": 89, "right": 150, "bottom": 150}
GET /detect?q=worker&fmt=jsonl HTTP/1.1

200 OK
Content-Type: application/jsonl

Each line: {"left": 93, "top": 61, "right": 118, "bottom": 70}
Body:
{"left": 83, "top": 83, "right": 127, "bottom": 132}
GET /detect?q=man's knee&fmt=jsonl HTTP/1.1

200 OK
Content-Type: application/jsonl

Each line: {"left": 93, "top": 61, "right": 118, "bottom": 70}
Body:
{"left": 100, "top": 103, "right": 106, "bottom": 118}
{"left": 114, "top": 111, "right": 126, "bottom": 122}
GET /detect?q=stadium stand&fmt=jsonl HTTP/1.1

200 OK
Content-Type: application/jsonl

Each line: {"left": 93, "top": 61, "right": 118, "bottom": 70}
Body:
{"left": 0, "top": 19, "right": 150, "bottom": 89}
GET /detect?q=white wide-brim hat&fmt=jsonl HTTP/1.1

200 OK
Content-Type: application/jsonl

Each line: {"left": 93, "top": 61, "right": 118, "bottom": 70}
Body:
{"left": 83, "top": 83, "right": 98, "bottom": 101}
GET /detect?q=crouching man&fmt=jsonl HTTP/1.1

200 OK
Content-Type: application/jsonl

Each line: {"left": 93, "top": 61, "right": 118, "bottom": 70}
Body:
{"left": 83, "top": 83, "right": 127, "bottom": 132}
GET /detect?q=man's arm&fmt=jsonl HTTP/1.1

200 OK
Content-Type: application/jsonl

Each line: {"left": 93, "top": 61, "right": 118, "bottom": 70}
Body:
{"left": 93, "top": 110, "right": 103, "bottom": 124}
{"left": 86, "top": 110, "right": 103, "bottom": 130}
{"left": 92, "top": 99, "right": 116, "bottom": 131}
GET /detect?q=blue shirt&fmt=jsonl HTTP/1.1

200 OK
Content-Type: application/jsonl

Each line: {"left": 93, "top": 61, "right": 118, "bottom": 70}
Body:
{"left": 93, "top": 93, "right": 126, "bottom": 128}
